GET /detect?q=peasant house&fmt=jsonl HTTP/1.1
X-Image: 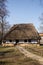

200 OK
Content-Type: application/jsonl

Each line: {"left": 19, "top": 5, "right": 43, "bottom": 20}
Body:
{"left": 4, "top": 24, "right": 41, "bottom": 44}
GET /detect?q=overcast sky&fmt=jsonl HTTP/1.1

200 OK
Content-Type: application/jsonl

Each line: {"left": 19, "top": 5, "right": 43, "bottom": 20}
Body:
{"left": 7, "top": 0, "right": 43, "bottom": 32}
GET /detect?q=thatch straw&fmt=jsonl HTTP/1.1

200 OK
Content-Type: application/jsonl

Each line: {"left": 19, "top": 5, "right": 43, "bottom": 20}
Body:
{"left": 4, "top": 24, "right": 41, "bottom": 40}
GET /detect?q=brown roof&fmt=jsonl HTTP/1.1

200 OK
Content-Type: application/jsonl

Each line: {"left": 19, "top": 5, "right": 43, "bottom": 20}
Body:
{"left": 39, "top": 33, "right": 43, "bottom": 37}
{"left": 4, "top": 23, "right": 41, "bottom": 40}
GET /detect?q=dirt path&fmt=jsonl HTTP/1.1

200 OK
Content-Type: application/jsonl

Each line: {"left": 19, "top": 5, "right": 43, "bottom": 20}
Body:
{"left": 16, "top": 46, "right": 43, "bottom": 65}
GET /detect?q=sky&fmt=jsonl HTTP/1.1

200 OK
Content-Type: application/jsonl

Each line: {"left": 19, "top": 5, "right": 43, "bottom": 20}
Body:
{"left": 7, "top": 0, "right": 43, "bottom": 32}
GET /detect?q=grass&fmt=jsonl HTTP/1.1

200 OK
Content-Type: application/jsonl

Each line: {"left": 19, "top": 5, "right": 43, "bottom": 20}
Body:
{"left": 23, "top": 44, "right": 43, "bottom": 57}
{"left": 0, "top": 45, "right": 41, "bottom": 65}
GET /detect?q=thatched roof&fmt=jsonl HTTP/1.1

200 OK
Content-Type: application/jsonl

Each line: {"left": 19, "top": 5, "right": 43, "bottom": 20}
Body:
{"left": 4, "top": 23, "right": 41, "bottom": 40}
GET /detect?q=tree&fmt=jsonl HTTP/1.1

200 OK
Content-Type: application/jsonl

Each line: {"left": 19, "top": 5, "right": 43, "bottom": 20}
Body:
{"left": 39, "top": 13, "right": 43, "bottom": 33}
{"left": 0, "top": 0, "right": 10, "bottom": 44}
{"left": 32, "top": 0, "right": 43, "bottom": 33}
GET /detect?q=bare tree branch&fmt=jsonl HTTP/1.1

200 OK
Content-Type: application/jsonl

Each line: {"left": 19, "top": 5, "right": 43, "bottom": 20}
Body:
{"left": 39, "top": 13, "right": 43, "bottom": 33}
{"left": 0, "top": 0, "right": 10, "bottom": 44}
